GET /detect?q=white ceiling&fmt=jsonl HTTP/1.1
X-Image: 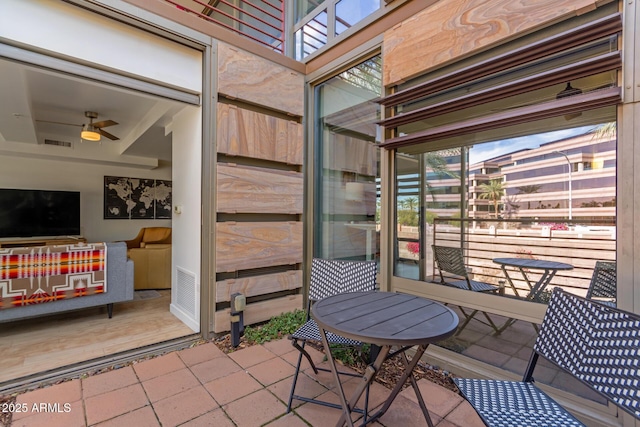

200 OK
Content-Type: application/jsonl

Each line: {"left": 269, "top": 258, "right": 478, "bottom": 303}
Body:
{"left": 0, "top": 58, "right": 186, "bottom": 166}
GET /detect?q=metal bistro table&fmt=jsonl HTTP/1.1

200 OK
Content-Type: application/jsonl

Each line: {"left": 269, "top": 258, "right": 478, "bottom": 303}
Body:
{"left": 493, "top": 258, "right": 574, "bottom": 302}
{"left": 311, "top": 291, "right": 459, "bottom": 427}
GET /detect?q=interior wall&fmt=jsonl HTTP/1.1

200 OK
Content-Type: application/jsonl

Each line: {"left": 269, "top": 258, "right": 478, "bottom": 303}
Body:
{"left": 0, "top": 0, "right": 202, "bottom": 93}
{"left": 169, "top": 105, "right": 202, "bottom": 332}
{"left": 0, "top": 155, "right": 171, "bottom": 243}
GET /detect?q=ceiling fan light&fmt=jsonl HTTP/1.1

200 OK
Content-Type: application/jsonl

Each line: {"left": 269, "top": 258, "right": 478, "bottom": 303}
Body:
{"left": 81, "top": 124, "right": 101, "bottom": 141}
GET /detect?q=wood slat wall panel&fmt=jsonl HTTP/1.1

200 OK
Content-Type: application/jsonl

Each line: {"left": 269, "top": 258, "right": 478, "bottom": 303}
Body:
{"left": 216, "top": 270, "right": 303, "bottom": 302}
{"left": 324, "top": 132, "right": 377, "bottom": 176}
{"left": 217, "top": 163, "right": 303, "bottom": 214}
{"left": 383, "top": 0, "right": 602, "bottom": 86}
{"left": 216, "top": 222, "right": 303, "bottom": 272}
{"left": 217, "top": 103, "right": 303, "bottom": 165}
{"left": 218, "top": 43, "right": 304, "bottom": 116}
{"left": 213, "top": 294, "right": 303, "bottom": 333}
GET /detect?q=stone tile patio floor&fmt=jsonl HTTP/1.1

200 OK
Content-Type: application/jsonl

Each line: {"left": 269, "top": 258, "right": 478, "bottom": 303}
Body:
{"left": 8, "top": 338, "right": 484, "bottom": 427}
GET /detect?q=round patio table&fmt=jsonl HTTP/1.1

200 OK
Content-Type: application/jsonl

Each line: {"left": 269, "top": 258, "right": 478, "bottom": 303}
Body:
{"left": 311, "top": 291, "right": 459, "bottom": 427}
{"left": 493, "top": 258, "right": 573, "bottom": 302}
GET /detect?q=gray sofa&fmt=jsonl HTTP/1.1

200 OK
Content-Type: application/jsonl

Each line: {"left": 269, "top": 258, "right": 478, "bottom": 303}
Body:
{"left": 0, "top": 242, "right": 134, "bottom": 323}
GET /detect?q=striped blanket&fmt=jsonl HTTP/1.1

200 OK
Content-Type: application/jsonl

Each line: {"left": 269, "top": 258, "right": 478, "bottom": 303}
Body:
{"left": 0, "top": 243, "right": 106, "bottom": 310}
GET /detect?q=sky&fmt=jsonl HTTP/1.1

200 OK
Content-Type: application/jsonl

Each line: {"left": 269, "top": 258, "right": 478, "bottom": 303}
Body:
{"left": 468, "top": 125, "right": 596, "bottom": 165}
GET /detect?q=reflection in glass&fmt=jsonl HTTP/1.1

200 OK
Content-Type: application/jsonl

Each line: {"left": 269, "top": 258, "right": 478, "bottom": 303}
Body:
{"left": 295, "top": 10, "right": 327, "bottom": 60}
{"left": 395, "top": 112, "right": 617, "bottom": 302}
{"left": 335, "top": 0, "right": 380, "bottom": 35}
{"left": 314, "top": 56, "right": 382, "bottom": 263}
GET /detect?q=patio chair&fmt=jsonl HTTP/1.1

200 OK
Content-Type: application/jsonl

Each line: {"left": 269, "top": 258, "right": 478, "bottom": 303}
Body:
{"left": 431, "top": 245, "right": 507, "bottom": 335}
{"left": 585, "top": 260, "right": 616, "bottom": 307}
{"left": 286, "top": 258, "right": 377, "bottom": 414}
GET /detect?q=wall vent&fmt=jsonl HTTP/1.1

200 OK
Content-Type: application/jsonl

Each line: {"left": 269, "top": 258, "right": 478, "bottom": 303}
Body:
{"left": 176, "top": 267, "right": 197, "bottom": 318}
{"left": 43, "top": 139, "right": 72, "bottom": 148}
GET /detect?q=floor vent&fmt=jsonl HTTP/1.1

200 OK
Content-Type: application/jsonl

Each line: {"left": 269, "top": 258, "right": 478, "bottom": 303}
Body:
{"left": 43, "top": 139, "right": 72, "bottom": 147}
{"left": 176, "top": 267, "right": 197, "bottom": 318}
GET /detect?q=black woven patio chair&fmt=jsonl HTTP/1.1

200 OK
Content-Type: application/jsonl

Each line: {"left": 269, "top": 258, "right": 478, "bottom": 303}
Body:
{"left": 432, "top": 245, "right": 507, "bottom": 335}
{"left": 286, "top": 258, "right": 377, "bottom": 414}
{"left": 455, "top": 288, "right": 640, "bottom": 426}
{"left": 585, "top": 260, "right": 616, "bottom": 307}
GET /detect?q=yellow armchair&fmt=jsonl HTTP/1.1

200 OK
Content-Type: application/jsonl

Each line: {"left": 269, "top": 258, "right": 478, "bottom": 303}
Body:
{"left": 124, "top": 228, "right": 172, "bottom": 290}
{"left": 124, "top": 227, "right": 171, "bottom": 249}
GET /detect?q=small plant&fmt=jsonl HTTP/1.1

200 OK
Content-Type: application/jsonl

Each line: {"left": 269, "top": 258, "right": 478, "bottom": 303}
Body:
{"left": 243, "top": 309, "right": 306, "bottom": 344}
{"left": 328, "top": 343, "right": 371, "bottom": 366}
{"left": 407, "top": 241, "right": 420, "bottom": 254}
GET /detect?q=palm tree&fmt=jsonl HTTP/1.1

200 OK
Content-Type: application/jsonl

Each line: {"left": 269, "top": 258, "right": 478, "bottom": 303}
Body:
{"left": 403, "top": 196, "right": 419, "bottom": 211}
{"left": 478, "top": 179, "right": 505, "bottom": 219}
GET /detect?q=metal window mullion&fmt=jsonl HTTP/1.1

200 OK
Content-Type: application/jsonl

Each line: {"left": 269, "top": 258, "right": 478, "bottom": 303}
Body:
{"left": 326, "top": 0, "right": 337, "bottom": 43}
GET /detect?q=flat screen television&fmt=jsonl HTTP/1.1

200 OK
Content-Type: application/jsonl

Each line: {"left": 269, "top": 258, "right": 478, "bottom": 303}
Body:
{"left": 0, "top": 189, "right": 81, "bottom": 238}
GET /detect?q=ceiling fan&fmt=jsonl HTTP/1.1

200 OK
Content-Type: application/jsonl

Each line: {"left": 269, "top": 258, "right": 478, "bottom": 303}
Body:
{"left": 36, "top": 111, "right": 120, "bottom": 141}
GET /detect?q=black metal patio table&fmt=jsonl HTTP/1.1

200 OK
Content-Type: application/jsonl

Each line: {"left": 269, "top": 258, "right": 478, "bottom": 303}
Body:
{"left": 493, "top": 258, "right": 574, "bottom": 302}
{"left": 311, "top": 291, "right": 459, "bottom": 427}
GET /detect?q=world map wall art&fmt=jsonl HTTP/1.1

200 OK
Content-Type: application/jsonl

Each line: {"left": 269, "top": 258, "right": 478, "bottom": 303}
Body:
{"left": 104, "top": 176, "right": 172, "bottom": 219}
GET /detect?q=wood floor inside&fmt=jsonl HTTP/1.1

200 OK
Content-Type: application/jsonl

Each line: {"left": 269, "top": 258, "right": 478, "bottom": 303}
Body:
{"left": 0, "top": 290, "right": 195, "bottom": 385}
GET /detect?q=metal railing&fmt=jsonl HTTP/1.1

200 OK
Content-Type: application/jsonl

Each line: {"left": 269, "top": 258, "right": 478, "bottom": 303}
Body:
{"left": 165, "top": 0, "right": 285, "bottom": 53}
{"left": 397, "top": 218, "right": 616, "bottom": 298}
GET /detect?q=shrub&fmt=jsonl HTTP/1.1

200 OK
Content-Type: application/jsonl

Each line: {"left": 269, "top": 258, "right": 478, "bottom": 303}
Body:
{"left": 407, "top": 241, "right": 420, "bottom": 254}
{"left": 243, "top": 309, "right": 306, "bottom": 344}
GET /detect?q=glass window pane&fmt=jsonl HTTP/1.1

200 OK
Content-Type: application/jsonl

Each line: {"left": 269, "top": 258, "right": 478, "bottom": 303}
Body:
{"left": 314, "top": 56, "right": 382, "bottom": 262}
{"left": 295, "top": 10, "right": 327, "bottom": 60}
{"left": 335, "top": 0, "right": 380, "bottom": 36}
{"left": 294, "top": 0, "right": 324, "bottom": 23}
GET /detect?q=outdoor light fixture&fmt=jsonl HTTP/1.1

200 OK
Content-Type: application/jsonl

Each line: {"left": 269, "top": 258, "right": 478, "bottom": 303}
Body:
{"left": 556, "top": 82, "right": 583, "bottom": 99}
{"left": 81, "top": 124, "right": 101, "bottom": 141}
{"left": 230, "top": 292, "right": 246, "bottom": 347}
{"left": 556, "top": 82, "right": 583, "bottom": 120}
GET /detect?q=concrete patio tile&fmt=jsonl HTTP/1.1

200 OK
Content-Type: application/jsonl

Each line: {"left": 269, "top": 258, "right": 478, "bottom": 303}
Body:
{"left": 223, "top": 389, "right": 287, "bottom": 427}
{"left": 92, "top": 405, "right": 160, "bottom": 427}
{"left": 204, "top": 370, "right": 263, "bottom": 405}
{"left": 340, "top": 377, "right": 390, "bottom": 410}
{"left": 462, "top": 344, "right": 511, "bottom": 367}
{"left": 189, "top": 356, "right": 242, "bottom": 384}
{"left": 85, "top": 383, "right": 149, "bottom": 425}
{"left": 400, "top": 379, "right": 463, "bottom": 419}
{"left": 228, "top": 344, "right": 276, "bottom": 368}
{"left": 262, "top": 338, "right": 296, "bottom": 356}
{"left": 377, "top": 393, "right": 442, "bottom": 427}
{"left": 476, "top": 334, "right": 526, "bottom": 357}
{"left": 280, "top": 349, "right": 303, "bottom": 367}
{"left": 179, "top": 408, "right": 235, "bottom": 427}
{"left": 177, "top": 343, "right": 226, "bottom": 366}
{"left": 263, "top": 412, "right": 309, "bottom": 426}
{"left": 82, "top": 366, "right": 138, "bottom": 398}
{"left": 246, "top": 356, "right": 296, "bottom": 386}
{"left": 142, "top": 367, "right": 200, "bottom": 403}
{"left": 10, "top": 400, "right": 85, "bottom": 427}
{"left": 14, "top": 379, "right": 82, "bottom": 420}
{"left": 442, "top": 400, "right": 486, "bottom": 427}
{"left": 293, "top": 389, "right": 361, "bottom": 426}
{"left": 152, "top": 386, "right": 218, "bottom": 427}
{"left": 132, "top": 352, "right": 186, "bottom": 382}
{"left": 267, "top": 374, "right": 329, "bottom": 408}
{"left": 502, "top": 356, "right": 529, "bottom": 377}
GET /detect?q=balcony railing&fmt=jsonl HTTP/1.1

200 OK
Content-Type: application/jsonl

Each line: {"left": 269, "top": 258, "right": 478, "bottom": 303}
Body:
{"left": 165, "top": 0, "right": 285, "bottom": 53}
{"left": 398, "top": 217, "right": 616, "bottom": 299}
